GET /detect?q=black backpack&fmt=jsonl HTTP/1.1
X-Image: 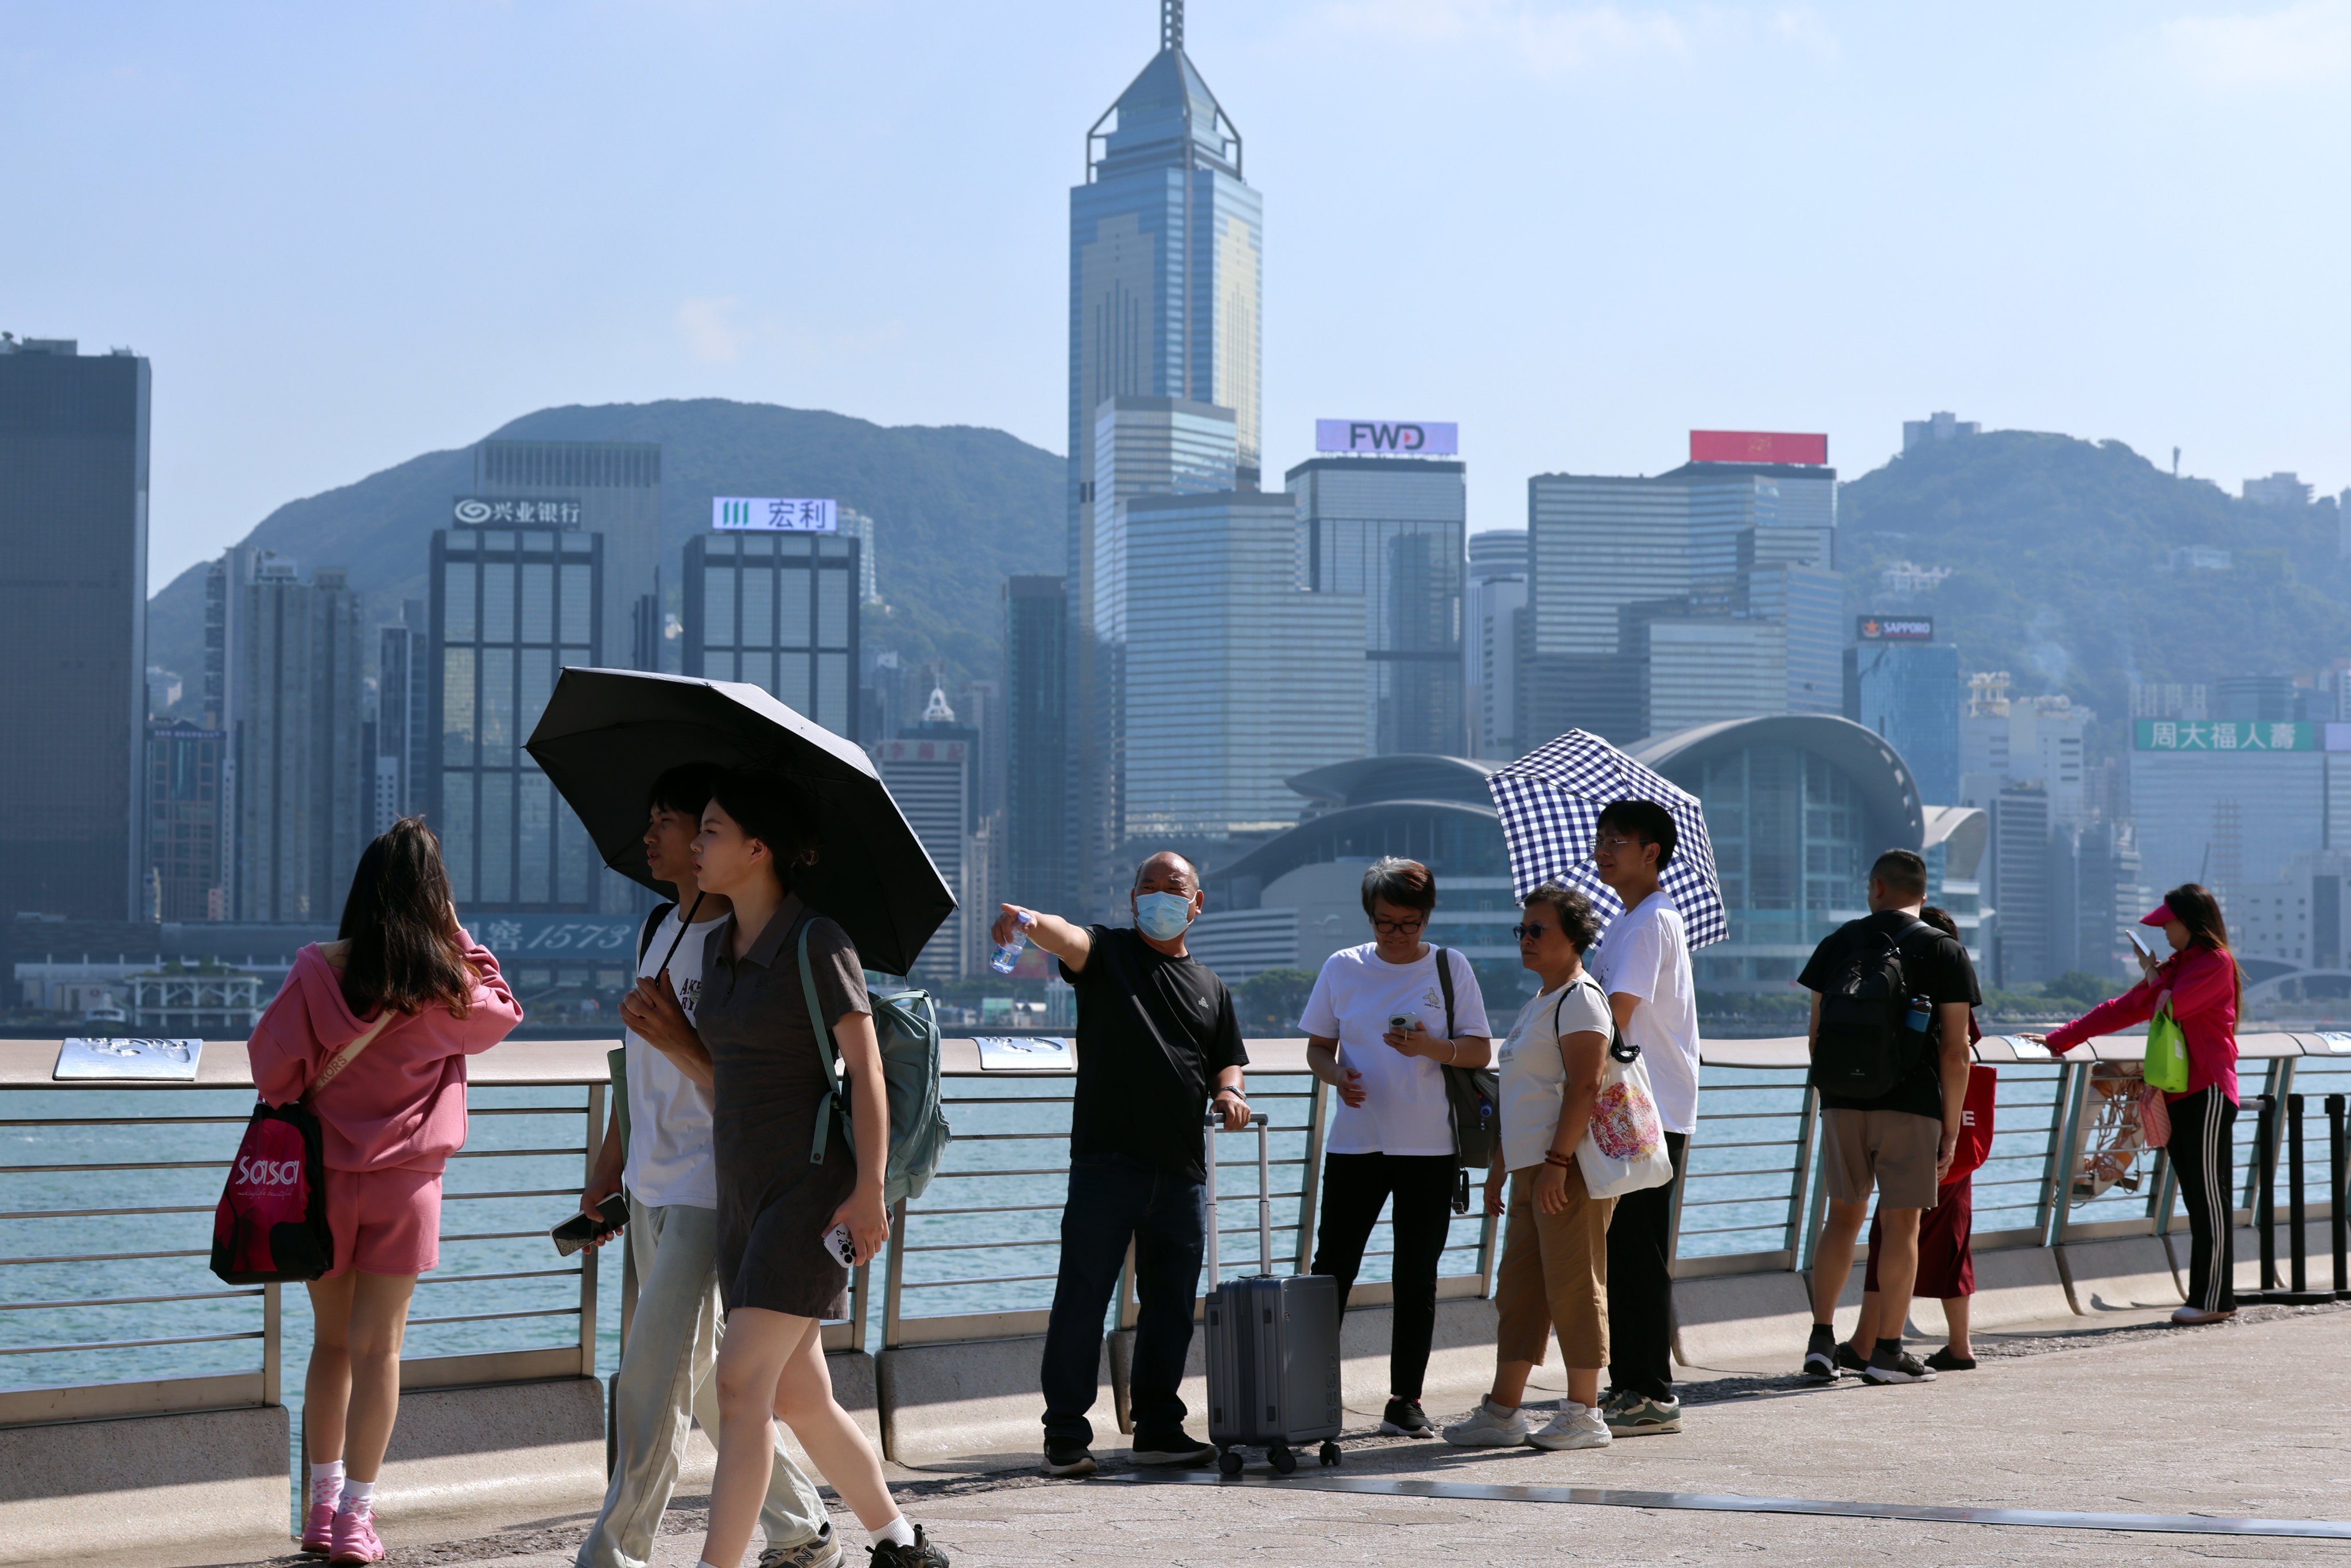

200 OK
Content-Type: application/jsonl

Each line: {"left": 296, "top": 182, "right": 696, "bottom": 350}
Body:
{"left": 1810, "top": 918, "right": 1934, "bottom": 1100}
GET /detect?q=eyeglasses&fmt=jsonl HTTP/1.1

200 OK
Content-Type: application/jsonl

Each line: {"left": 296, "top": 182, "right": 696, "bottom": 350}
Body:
{"left": 1511, "top": 922, "right": 1551, "bottom": 940}
{"left": 1370, "top": 916, "right": 1426, "bottom": 935}
{"left": 1595, "top": 834, "right": 1635, "bottom": 851}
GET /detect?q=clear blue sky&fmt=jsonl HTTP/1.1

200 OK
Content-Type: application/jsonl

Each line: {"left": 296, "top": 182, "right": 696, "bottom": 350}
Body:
{"left": 7, "top": 0, "right": 2349, "bottom": 592}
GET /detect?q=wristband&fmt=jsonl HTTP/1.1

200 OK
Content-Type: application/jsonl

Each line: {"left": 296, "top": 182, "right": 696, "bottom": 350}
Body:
{"left": 1444, "top": 1039, "right": 1459, "bottom": 1065}
{"left": 1542, "top": 1150, "right": 1574, "bottom": 1169}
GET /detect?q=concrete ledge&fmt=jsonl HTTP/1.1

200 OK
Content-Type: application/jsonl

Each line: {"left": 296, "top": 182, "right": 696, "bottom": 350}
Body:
{"left": 1910, "top": 1246, "right": 2075, "bottom": 1336}
{"left": 1674, "top": 1269, "right": 1817, "bottom": 1370}
{"left": 878, "top": 1334, "right": 1103, "bottom": 1467}
{"left": 2057, "top": 1237, "right": 2182, "bottom": 1314}
{"left": 2229, "top": 1222, "right": 2340, "bottom": 1295}
{"left": 0, "top": 1404, "right": 289, "bottom": 1566}
{"left": 364, "top": 1376, "right": 607, "bottom": 1523}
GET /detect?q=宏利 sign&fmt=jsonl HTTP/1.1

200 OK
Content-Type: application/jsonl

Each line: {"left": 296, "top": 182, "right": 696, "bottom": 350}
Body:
{"left": 713, "top": 497, "right": 837, "bottom": 532}
{"left": 1314, "top": 420, "right": 1458, "bottom": 456}
{"left": 1856, "top": 615, "right": 1934, "bottom": 642}
{"left": 453, "top": 497, "right": 583, "bottom": 529}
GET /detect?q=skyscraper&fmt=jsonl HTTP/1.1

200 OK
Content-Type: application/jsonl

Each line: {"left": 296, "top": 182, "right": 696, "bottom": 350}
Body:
{"left": 1069, "top": 1, "right": 1262, "bottom": 911}
{"left": 468, "top": 440, "right": 662, "bottom": 672}
{"left": 1289, "top": 456, "right": 1468, "bottom": 756}
{"left": 1845, "top": 635, "right": 1961, "bottom": 802}
{"left": 682, "top": 529, "right": 862, "bottom": 737}
{"left": 231, "top": 560, "right": 367, "bottom": 923}
{"left": 147, "top": 718, "right": 225, "bottom": 921}
{"left": 1467, "top": 530, "right": 1527, "bottom": 759}
{"left": 0, "top": 337, "right": 149, "bottom": 920}
{"left": 874, "top": 736, "right": 971, "bottom": 984}
{"left": 377, "top": 600, "right": 430, "bottom": 833}
{"left": 1003, "top": 576, "right": 1072, "bottom": 914}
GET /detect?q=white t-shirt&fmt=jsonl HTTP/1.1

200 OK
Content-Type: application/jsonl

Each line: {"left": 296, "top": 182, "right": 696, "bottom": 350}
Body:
{"left": 1299, "top": 943, "right": 1491, "bottom": 1158}
{"left": 622, "top": 908, "right": 731, "bottom": 1210}
{"left": 1496, "top": 975, "right": 1615, "bottom": 1173}
{"left": 1590, "top": 891, "right": 1701, "bottom": 1135}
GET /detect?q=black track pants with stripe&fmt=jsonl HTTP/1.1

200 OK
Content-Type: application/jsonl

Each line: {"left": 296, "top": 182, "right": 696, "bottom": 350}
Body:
{"left": 2167, "top": 1085, "right": 2237, "bottom": 1313}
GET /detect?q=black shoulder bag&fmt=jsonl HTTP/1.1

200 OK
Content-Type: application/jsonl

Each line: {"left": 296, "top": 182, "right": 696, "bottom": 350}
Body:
{"left": 1434, "top": 946, "right": 1502, "bottom": 1187}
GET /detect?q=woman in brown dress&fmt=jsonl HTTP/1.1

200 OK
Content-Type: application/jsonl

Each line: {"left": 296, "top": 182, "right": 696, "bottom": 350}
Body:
{"left": 662, "top": 769, "right": 948, "bottom": 1568}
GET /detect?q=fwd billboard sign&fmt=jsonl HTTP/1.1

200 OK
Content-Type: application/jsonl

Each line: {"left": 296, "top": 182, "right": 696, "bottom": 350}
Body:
{"left": 1315, "top": 420, "right": 1459, "bottom": 456}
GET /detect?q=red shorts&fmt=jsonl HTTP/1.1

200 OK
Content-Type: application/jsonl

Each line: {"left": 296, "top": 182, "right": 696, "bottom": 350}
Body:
{"left": 323, "top": 1166, "right": 442, "bottom": 1278}
{"left": 1864, "top": 1175, "right": 1973, "bottom": 1299}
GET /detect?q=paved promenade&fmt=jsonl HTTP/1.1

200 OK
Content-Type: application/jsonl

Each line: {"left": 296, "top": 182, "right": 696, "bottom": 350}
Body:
{"left": 156, "top": 1302, "right": 2351, "bottom": 1568}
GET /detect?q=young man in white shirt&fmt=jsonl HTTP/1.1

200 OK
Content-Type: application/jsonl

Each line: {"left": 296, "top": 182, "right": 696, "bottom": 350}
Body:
{"left": 575, "top": 766, "right": 836, "bottom": 1568}
{"left": 1588, "top": 798, "right": 1700, "bottom": 1440}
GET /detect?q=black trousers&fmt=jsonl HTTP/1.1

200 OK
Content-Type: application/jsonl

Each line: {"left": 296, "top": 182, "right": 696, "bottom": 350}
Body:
{"left": 2167, "top": 1086, "right": 2237, "bottom": 1313}
{"left": 1605, "top": 1130, "right": 1688, "bottom": 1402}
{"left": 1309, "top": 1152, "right": 1458, "bottom": 1401}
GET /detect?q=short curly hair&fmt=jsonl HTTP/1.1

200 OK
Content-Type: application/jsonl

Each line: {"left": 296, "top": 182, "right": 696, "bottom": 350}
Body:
{"left": 1522, "top": 881, "right": 1604, "bottom": 953}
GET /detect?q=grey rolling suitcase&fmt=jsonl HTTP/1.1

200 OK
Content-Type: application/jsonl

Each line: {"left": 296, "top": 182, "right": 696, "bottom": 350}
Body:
{"left": 1202, "top": 1112, "right": 1343, "bottom": 1475}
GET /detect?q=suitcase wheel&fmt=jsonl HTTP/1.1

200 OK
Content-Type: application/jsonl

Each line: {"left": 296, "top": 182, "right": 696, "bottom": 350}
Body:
{"left": 1319, "top": 1440, "right": 1341, "bottom": 1467}
{"left": 1217, "top": 1447, "right": 1243, "bottom": 1476}
{"left": 1268, "top": 1442, "right": 1297, "bottom": 1475}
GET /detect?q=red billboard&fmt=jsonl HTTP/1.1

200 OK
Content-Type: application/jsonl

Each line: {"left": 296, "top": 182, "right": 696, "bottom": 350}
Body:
{"left": 1690, "top": 430, "right": 1828, "bottom": 466}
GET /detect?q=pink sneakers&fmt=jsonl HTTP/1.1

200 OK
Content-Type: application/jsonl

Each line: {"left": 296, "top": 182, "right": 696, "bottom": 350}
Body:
{"left": 328, "top": 1505, "right": 386, "bottom": 1564}
{"left": 301, "top": 1500, "right": 336, "bottom": 1554}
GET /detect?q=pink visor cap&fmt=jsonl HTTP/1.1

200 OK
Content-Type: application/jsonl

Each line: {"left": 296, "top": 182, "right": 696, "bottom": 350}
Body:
{"left": 2141, "top": 902, "right": 2177, "bottom": 926}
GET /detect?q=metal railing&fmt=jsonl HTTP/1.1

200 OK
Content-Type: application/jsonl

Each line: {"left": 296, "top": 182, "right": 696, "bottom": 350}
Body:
{"left": 9, "top": 1028, "right": 2351, "bottom": 1441}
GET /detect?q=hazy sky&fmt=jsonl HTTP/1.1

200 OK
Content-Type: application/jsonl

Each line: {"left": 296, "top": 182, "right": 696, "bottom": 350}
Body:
{"left": 7, "top": 0, "right": 2350, "bottom": 593}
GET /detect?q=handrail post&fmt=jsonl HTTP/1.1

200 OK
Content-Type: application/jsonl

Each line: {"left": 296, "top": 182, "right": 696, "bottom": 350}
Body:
{"left": 2253, "top": 1094, "right": 2280, "bottom": 1295}
{"left": 2040, "top": 1060, "right": 2088, "bottom": 1247}
{"left": 580, "top": 1082, "right": 604, "bottom": 1378}
{"left": 2289, "top": 1092, "right": 2310, "bottom": 1295}
{"left": 2331, "top": 1093, "right": 2349, "bottom": 1297}
{"left": 1784, "top": 1083, "right": 1820, "bottom": 1270}
{"left": 1294, "top": 1076, "right": 1328, "bottom": 1275}
{"left": 882, "top": 1197, "right": 909, "bottom": 1349}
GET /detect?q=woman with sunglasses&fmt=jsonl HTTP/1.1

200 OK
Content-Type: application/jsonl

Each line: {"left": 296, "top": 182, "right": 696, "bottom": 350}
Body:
{"left": 1300, "top": 857, "right": 1492, "bottom": 1437}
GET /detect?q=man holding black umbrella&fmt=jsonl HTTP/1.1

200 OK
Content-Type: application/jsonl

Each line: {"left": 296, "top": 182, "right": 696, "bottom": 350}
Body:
{"left": 991, "top": 852, "right": 1252, "bottom": 1480}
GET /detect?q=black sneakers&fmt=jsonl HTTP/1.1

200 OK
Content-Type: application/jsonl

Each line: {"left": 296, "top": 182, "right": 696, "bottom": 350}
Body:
{"left": 1802, "top": 1325, "right": 1839, "bottom": 1380}
{"left": 1130, "top": 1427, "right": 1216, "bottom": 1466}
{"left": 1924, "top": 1346, "right": 1977, "bottom": 1372}
{"left": 868, "top": 1524, "right": 949, "bottom": 1566}
{"left": 1833, "top": 1340, "right": 1869, "bottom": 1374}
{"left": 1862, "top": 1342, "right": 1937, "bottom": 1384}
{"left": 1042, "top": 1441, "right": 1096, "bottom": 1478}
{"left": 1380, "top": 1397, "right": 1435, "bottom": 1437}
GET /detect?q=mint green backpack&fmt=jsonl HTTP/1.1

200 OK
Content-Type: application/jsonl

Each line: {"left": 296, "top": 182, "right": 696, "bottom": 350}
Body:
{"left": 798, "top": 928, "right": 951, "bottom": 1208}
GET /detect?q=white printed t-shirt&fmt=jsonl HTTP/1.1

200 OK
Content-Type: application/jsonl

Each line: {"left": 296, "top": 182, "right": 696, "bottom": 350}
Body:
{"left": 1299, "top": 943, "right": 1491, "bottom": 1158}
{"left": 1496, "top": 975, "right": 1615, "bottom": 1173}
{"left": 622, "top": 908, "right": 730, "bottom": 1210}
{"left": 1590, "top": 891, "right": 1701, "bottom": 1135}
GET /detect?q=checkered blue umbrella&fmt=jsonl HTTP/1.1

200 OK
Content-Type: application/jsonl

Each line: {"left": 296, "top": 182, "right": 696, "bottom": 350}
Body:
{"left": 1485, "top": 729, "right": 1727, "bottom": 949}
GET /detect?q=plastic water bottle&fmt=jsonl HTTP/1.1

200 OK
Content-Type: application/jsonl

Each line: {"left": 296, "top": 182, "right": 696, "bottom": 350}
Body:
{"left": 990, "top": 911, "right": 1034, "bottom": 975}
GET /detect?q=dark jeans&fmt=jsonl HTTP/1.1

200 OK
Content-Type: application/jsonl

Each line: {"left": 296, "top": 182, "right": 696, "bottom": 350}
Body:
{"left": 1605, "top": 1129, "right": 1688, "bottom": 1402}
{"left": 1309, "top": 1152, "right": 1458, "bottom": 1401}
{"left": 2168, "top": 1087, "right": 2237, "bottom": 1313}
{"left": 1040, "top": 1151, "right": 1205, "bottom": 1447}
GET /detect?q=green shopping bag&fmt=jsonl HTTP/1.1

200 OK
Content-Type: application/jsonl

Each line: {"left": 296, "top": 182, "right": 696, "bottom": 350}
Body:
{"left": 2143, "top": 1004, "right": 2190, "bottom": 1093}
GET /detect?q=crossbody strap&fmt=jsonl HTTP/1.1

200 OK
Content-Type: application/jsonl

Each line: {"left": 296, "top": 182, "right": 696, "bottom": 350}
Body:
{"left": 1433, "top": 944, "right": 1456, "bottom": 1042}
{"left": 307, "top": 1008, "right": 394, "bottom": 1101}
{"left": 798, "top": 922, "right": 852, "bottom": 1167}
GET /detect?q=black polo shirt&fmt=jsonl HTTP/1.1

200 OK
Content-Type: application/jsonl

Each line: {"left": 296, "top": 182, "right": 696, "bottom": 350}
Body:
{"left": 1062, "top": 925, "right": 1249, "bottom": 1180}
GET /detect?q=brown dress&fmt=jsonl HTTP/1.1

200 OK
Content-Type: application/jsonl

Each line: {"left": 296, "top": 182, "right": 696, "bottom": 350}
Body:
{"left": 697, "top": 894, "right": 870, "bottom": 1318}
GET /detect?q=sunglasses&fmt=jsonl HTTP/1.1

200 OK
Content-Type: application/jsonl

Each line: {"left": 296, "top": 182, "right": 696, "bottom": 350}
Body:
{"left": 1511, "top": 922, "right": 1551, "bottom": 941}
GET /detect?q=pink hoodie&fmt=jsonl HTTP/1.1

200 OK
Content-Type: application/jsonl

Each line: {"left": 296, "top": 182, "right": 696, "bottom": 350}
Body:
{"left": 249, "top": 932, "right": 523, "bottom": 1174}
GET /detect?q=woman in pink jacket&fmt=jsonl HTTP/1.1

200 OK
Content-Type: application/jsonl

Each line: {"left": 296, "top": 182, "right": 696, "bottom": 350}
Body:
{"left": 2026, "top": 883, "right": 2240, "bottom": 1326}
{"left": 249, "top": 819, "right": 522, "bottom": 1563}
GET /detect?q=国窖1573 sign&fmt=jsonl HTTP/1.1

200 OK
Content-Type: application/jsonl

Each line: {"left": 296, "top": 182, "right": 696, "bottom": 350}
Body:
{"left": 1314, "top": 420, "right": 1458, "bottom": 456}
{"left": 2135, "top": 719, "right": 2321, "bottom": 752}
{"left": 712, "top": 497, "right": 836, "bottom": 532}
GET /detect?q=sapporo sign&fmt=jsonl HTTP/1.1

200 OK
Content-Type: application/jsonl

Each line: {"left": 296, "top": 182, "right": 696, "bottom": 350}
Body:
{"left": 2135, "top": 719, "right": 2317, "bottom": 752}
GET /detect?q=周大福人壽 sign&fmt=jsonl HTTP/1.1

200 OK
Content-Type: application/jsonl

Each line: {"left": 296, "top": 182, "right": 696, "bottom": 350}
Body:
{"left": 713, "top": 497, "right": 837, "bottom": 532}
{"left": 1314, "top": 420, "right": 1458, "bottom": 456}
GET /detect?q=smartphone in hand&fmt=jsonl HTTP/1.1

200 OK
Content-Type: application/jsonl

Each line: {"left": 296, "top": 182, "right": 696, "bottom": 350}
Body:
{"left": 2124, "top": 926, "right": 2156, "bottom": 961}
{"left": 552, "top": 1193, "right": 629, "bottom": 1256}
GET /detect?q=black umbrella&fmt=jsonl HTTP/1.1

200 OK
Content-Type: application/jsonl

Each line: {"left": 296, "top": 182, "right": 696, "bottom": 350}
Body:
{"left": 524, "top": 667, "right": 956, "bottom": 976}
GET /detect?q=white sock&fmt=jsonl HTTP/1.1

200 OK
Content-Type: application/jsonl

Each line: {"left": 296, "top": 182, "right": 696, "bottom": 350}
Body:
{"left": 337, "top": 1478, "right": 375, "bottom": 1515}
{"left": 308, "top": 1460, "right": 344, "bottom": 1503}
{"left": 875, "top": 1515, "right": 916, "bottom": 1548}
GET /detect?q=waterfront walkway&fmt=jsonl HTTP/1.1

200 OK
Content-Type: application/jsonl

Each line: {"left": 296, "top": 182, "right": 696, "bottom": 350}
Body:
{"left": 128, "top": 1301, "right": 2351, "bottom": 1568}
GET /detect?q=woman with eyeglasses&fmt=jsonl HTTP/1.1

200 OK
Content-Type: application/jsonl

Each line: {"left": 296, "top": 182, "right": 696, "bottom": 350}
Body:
{"left": 1300, "top": 857, "right": 1492, "bottom": 1437}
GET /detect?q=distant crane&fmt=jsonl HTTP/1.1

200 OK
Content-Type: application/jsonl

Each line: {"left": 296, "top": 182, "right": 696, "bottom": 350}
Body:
{"left": 2172, "top": 446, "right": 2181, "bottom": 478}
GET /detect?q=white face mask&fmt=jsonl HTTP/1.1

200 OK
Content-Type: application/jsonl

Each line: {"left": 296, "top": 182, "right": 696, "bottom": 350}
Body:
{"left": 1134, "top": 891, "right": 1194, "bottom": 940}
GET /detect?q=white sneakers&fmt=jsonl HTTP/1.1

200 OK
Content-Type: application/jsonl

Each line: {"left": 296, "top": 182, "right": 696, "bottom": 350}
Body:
{"left": 1441, "top": 1397, "right": 1531, "bottom": 1446}
{"left": 1441, "top": 1398, "right": 1612, "bottom": 1451}
{"left": 1529, "top": 1402, "right": 1612, "bottom": 1451}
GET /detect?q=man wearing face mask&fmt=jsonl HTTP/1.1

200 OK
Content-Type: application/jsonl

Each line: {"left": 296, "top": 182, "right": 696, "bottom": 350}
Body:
{"left": 991, "top": 852, "right": 1251, "bottom": 1479}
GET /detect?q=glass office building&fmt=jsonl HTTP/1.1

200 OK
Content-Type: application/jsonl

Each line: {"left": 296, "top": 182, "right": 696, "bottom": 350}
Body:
{"left": 682, "top": 531, "right": 860, "bottom": 738}
{"left": 430, "top": 524, "right": 603, "bottom": 910}
{"left": 1846, "top": 639, "right": 1962, "bottom": 803}
{"left": 1288, "top": 457, "right": 1468, "bottom": 757}
{"left": 1003, "top": 575, "right": 1072, "bottom": 915}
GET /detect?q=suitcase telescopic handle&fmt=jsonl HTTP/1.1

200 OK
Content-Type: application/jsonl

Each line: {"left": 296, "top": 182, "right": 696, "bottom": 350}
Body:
{"left": 1204, "top": 1111, "right": 1275, "bottom": 1279}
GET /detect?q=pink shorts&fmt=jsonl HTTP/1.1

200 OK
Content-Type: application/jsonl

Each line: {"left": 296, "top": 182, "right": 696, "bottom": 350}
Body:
{"left": 323, "top": 1166, "right": 442, "bottom": 1278}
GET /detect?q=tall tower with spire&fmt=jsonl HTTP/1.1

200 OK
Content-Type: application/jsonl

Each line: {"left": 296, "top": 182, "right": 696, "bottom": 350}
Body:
{"left": 1066, "top": 1, "right": 1263, "bottom": 911}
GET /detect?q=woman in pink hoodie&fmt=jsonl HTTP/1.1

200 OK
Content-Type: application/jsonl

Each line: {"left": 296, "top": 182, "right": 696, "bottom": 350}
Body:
{"left": 249, "top": 819, "right": 522, "bottom": 1563}
{"left": 2026, "top": 883, "right": 2241, "bottom": 1327}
